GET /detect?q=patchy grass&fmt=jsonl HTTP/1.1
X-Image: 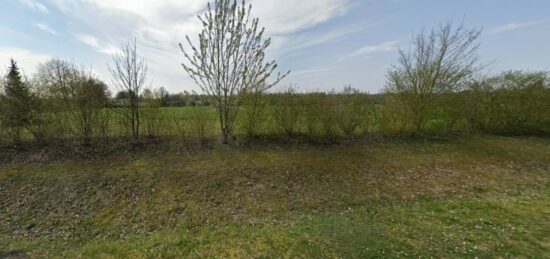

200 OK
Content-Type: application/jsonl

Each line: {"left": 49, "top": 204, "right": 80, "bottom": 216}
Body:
{"left": 1, "top": 135, "right": 549, "bottom": 258}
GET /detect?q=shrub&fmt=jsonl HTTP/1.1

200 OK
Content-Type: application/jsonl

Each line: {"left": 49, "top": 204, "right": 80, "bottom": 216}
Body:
{"left": 302, "top": 93, "right": 322, "bottom": 141}
{"left": 188, "top": 107, "right": 211, "bottom": 145}
{"left": 335, "top": 86, "right": 373, "bottom": 138}
{"left": 170, "top": 111, "right": 187, "bottom": 140}
{"left": 272, "top": 86, "right": 303, "bottom": 139}
{"left": 317, "top": 92, "right": 339, "bottom": 141}
{"left": 241, "top": 90, "right": 268, "bottom": 138}
{"left": 142, "top": 89, "right": 168, "bottom": 138}
{"left": 25, "top": 84, "right": 57, "bottom": 143}
{"left": 385, "top": 22, "right": 481, "bottom": 134}
{"left": 468, "top": 71, "right": 550, "bottom": 135}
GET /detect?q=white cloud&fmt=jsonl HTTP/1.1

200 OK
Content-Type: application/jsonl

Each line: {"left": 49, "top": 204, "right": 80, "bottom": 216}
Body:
{"left": 0, "top": 47, "right": 51, "bottom": 76}
{"left": 17, "top": 0, "right": 49, "bottom": 13}
{"left": 292, "top": 67, "right": 334, "bottom": 78}
{"left": 74, "top": 34, "right": 100, "bottom": 48}
{"left": 34, "top": 23, "right": 57, "bottom": 35}
{"left": 74, "top": 34, "right": 119, "bottom": 55}
{"left": 350, "top": 40, "right": 398, "bottom": 57}
{"left": 273, "top": 21, "right": 374, "bottom": 59}
{"left": 254, "top": 0, "right": 351, "bottom": 35}
{"left": 490, "top": 20, "right": 547, "bottom": 34}
{"left": 40, "top": 0, "right": 353, "bottom": 92}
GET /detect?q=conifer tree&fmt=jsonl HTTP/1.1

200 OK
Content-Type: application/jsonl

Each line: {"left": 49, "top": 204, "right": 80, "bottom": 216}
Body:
{"left": 3, "top": 59, "right": 33, "bottom": 142}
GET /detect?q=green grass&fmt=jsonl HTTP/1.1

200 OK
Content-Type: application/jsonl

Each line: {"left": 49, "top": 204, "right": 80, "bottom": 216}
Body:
{"left": 3, "top": 103, "right": 547, "bottom": 145}
{"left": 1, "top": 104, "right": 375, "bottom": 143}
{"left": 1, "top": 136, "right": 549, "bottom": 258}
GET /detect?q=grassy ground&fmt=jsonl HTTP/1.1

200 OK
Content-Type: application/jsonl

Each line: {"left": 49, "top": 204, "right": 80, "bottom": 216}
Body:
{"left": 1, "top": 135, "right": 549, "bottom": 258}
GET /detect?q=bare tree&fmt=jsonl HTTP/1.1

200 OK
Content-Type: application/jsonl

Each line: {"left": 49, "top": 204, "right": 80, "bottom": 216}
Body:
{"left": 36, "top": 59, "right": 109, "bottom": 144}
{"left": 180, "top": 0, "right": 289, "bottom": 144}
{"left": 109, "top": 39, "right": 148, "bottom": 145}
{"left": 386, "top": 21, "right": 481, "bottom": 132}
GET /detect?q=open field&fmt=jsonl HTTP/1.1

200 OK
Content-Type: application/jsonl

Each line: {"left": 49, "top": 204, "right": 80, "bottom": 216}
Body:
{"left": 2, "top": 0, "right": 550, "bottom": 258}
{"left": 1, "top": 135, "right": 549, "bottom": 258}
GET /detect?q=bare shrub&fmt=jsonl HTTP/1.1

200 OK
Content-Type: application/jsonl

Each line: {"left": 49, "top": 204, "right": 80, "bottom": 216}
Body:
{"left": 386, "top": 22, "right": 481, "bottom": 134}
{"left": 34, "top": 59, "right": 110, "bottom": 144}
{"left": 109, "top": 39, "right": 148, "bottom": 145}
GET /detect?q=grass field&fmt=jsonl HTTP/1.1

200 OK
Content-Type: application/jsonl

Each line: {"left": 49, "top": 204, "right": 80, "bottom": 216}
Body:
{"left": 1, "top": 135, "right": 549, "bottom": 258}
{"left": 0, "top": 104, "right": 381, "bottom": 144}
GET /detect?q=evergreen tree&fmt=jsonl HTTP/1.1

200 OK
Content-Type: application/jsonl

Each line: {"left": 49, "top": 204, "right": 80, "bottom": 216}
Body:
{"left": 3, "top": 59, "right": 33, "bottom": 142}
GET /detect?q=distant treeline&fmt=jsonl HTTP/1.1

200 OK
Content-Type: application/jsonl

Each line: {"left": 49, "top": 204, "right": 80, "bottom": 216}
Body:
{"left": 111, "top": 88, "right": 213, "bottom": 108}
{"left": 109, "top": 88, "right": 385, "bottom": 108}
{"left": 0, "top": 57, "right": 548, "bottom": 147}
{"left": 1, "top": 17, "right": 549, "bottom": 147}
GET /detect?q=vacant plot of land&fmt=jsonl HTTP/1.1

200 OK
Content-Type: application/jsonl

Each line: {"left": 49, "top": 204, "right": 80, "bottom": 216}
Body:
{"left": 1, "top": 136, "right": 549, "bottom": 258}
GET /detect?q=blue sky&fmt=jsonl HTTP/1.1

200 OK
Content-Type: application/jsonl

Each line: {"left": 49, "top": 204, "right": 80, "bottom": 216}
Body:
{"left": 1, "top": 0, "right": 549, "bottom": 93}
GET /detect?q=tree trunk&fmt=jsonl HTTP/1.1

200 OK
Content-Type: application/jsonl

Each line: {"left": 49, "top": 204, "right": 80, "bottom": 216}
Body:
{"left": 222, "top": 130, "right": 229, "bottom": 145}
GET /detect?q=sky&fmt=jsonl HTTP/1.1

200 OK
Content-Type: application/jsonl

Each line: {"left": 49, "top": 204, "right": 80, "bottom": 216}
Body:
{"left": 1, "top": 0, "right": 549, "bottom": 94}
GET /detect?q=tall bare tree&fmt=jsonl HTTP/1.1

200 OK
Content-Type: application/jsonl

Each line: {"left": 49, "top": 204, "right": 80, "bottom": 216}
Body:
{"left": 386, "top": 22, "right": 481, "bottom": 132}
{"left": 109, "top": 39, "right": 148, "bottom": 145}
{"left": 180, "top": 0, "right": 289, "bottom": 144}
